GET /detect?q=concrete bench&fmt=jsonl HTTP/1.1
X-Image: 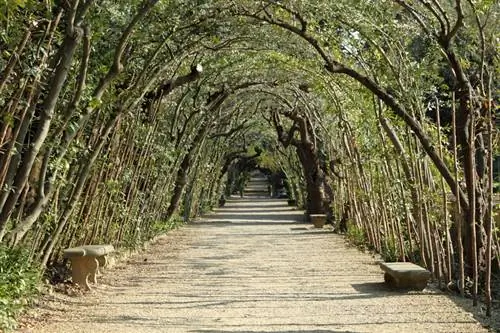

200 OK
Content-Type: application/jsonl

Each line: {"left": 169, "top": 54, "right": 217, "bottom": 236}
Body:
{"left": 63, "top": 244, "right": 114, "bottom": 290}
{"left": 309, "top": 214, "right": 326, "bottom": 228}
{"left": 380, "top": 262, "right": 431, "bottom": 290}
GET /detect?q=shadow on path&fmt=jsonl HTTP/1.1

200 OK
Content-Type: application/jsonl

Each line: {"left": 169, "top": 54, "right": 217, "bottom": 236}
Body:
{"left": 193, "top": 197, "right": 305, "bottom": 227}
{"left": 21, "top": 176, "right": 492, "bottom": 333}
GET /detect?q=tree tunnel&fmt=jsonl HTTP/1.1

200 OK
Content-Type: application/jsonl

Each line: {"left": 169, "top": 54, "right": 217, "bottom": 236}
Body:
{"left": 0, "top": 0, "right": 498, "bottom": 313}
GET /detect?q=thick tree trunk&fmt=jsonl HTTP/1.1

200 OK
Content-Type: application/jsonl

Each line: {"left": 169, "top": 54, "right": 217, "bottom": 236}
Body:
{"left": 273, "top": 111, "right": 325, "bottom": 215}
{"left": 296, "top": 145, "right": 324, "bottom": 214}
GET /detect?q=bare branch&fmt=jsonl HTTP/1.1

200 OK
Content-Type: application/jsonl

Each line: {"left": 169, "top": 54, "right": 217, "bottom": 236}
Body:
{"left": 144, "top": 64, "right": 203, "bottom": 103}
{"left": 418, "top": 0, "right": 448, "bottom": 36}
{"left": 272, "top": 111, "right": 298, "bottom": 148}
{"left": 75, "top": 0, "right": 95, "bottom": 26}
{"left": 448, "top": 0, "right": 464, "bottom": 42}
{"left": 64, "top": 25, "right": 91, "bottom": 119}
{"left": 430, "top": 0, "right": 451, "bottom": 32}
{"left": 210, "top": 119, "right": 251, "bottom": 139}
{"left": 393, "top": 0, "right": 435, "bottom": 37}
{"left": 267, "top": 1, "right": 308, "bottom": 32}
{"left": 465, "top": 0, "right": 486, "bottom": 94}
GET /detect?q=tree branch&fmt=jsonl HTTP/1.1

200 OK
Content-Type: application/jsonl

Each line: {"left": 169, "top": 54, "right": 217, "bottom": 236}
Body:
{"left": 393, "top": 0, "right": 435, "bottom": 38}
{"left": 143, "top": 64, "right": 203, "bottom": 103}
{"left": 243, "top": 1, "right": 469, "bottom": 211}
{"left": 448, "top": 0, "right": 464, "bottom": 43}
{"left": 238, "top": 8, "right": 343, "bottom": 72}
{"left": 93, "top": 0, "right": 159, "bottom": 100}
{"left": 267, "top": 1, "right": 307, "bottom": 32}
{"left": 418, "top": 0, "right": 448, "bottom": 36}
{"left": 209, "top": 119, "right": 251, "bottom": 139}
{"left": 272, "top": 111, "right": 299, "bottom": 148}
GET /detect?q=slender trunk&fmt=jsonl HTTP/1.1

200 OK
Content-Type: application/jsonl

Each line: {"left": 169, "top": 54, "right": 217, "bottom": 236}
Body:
{"left": 485, "top": 80, "right": 493, "bottom": 316}
{"left": 467, "top": 99, "right": 478, "bottom": 306}
{"left": 452, "top": 92, "right": 465, "bottom": 295}
{"left": 0, "top": 29, "right": 32, "bottom": 94}
{"left": 436, "top": 97, "right": 453, "bottom": 283}
{"left": 0, "top": 13, "right": 61, "bottom": 209}
{"left": 0, "top": 24, "right": 84, "bottom": 239}
{"left": 0, "top": 95, "right": 37, "bottom": 210}
{"left": 40, "top": 115, "right": 119, "bottom": 268}
{"left": 165, "top": 124, "right": 208, "bottom": 220}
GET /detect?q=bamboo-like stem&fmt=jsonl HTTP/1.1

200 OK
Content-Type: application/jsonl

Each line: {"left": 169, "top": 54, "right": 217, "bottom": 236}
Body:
{"left": 452, "top": 92, "right": 465, "bottom": 296}
{"left": 485, "top": 78, "right": 493, "bottom": 316}
{"left": 468, "top": 89, "right": 478, "bottom": 306}
{"left": 415, "top": 150, "right": 430, "bottom": 269}
{"left": 396, "top": 160, "right": 414, "bottom": 261}
{"left": 436, "top": 96, "right": 453, "bottom": 283}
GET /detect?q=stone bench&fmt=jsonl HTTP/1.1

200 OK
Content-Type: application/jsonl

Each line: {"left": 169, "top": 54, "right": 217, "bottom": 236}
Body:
{"left": 309, "top": 214, "right": 326, "bottom": 228}
{"left": 380, "top": 262, "right": 431, "bottom": 290}
{"left": 63, "top": 244, "right": 114, "bottom": 290}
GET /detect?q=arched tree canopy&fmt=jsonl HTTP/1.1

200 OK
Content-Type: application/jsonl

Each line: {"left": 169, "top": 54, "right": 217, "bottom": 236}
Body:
{"left": 0, "top": 0, "right": 498, "bottom": 318}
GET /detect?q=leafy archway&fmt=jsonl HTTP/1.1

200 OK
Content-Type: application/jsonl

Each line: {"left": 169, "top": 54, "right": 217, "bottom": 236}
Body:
{"left": 0, "top": 0, "right": 497, "bottom": 326}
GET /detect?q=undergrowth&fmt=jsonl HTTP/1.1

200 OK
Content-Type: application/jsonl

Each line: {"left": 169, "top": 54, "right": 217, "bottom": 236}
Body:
{"left": 150, "top": 214, "right": 185, "bottom": 237}
{"left": 345, "top": 224, "right": 402, "bottom": 262}
{"left": 346, "top": 223, "right": 366, "bottom": 249}
{"left": 0, "top": 245, "right": 40, "bottom": 331}
{"left": 381, "top": 238, "right": 399, "bottom": 262}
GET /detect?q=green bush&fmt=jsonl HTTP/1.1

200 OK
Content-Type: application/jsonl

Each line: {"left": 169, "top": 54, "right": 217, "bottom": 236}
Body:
{"left": 346, "top": 223, "right": 366, "bottom": 248}
{"left": 381, "top": 238, "right": 399, "bottom": 262}
{"left": 0, "top": 245, "right": 40, "bottom": 331}
{"left": 150, "top": 215, "right": 184, "bottom": 237}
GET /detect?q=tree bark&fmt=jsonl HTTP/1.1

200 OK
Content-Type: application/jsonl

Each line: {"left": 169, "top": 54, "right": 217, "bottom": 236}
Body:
{"left": 273, "top": 110, "right": 325, "bottom": 214}
{"left": 0, "top": 9, "right": 85, "bottom": 239}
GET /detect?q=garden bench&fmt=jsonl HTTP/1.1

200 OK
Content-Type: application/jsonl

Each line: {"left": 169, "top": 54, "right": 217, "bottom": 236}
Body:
{"left": 63, "top": 244, "right": 114, "bottom": 290}
{"left": 309, "top": 214, "right": 326, "bottom": 228}
{"left": 380, "top": 262, "right": 431, "bottom": 290}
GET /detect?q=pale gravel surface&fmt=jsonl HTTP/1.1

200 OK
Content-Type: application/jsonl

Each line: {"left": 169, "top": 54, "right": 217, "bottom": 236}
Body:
{"left": 17, "top": 178, "right": 493, "bottom": 332}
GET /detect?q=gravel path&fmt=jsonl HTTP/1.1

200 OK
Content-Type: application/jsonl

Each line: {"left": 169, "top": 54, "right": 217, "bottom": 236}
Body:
{"left": 18, "top": 179, "right": 492, "bottom": 332}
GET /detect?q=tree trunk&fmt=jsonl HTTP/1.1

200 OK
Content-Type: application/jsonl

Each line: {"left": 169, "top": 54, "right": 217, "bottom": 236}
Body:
{"left": 273, "top": 111, "right": 325, "bottom": 215}
{"left": 164, "top": 153, "right": 191, "bottom": 220}
{"left": 39, "top": 115, "right": 119, "bottom": 268}
{"left": 0, "top": 23, "right": 84, "bottom": 239}
{"left": 296, "top": 145, "right": 324, "bottom": 214}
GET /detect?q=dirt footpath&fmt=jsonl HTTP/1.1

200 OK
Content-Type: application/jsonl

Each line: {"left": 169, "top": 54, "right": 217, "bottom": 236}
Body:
{"left": 18, "top": 197, "right": 492, "bottom": 332}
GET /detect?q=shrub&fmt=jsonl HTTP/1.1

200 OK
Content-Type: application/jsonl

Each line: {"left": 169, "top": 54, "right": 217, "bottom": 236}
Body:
{"left": 346, "top": 223, "right": 366, "bottom": 248}
{"left": 381, "top": 238, "right": 399, "bottom": 262}
{"left": 150, "top": 215, "right": 184, "bottom": 237}
{"left": 0, "top": 245, "right": 40, "bottom": 331}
